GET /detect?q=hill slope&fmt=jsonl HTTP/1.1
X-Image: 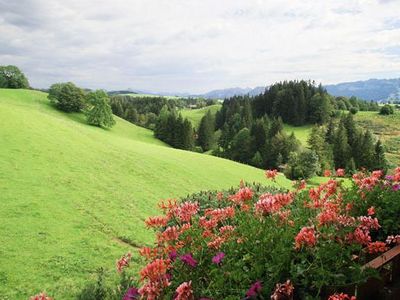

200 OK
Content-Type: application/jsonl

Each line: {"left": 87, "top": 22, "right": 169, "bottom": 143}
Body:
{"left": 0, "top": 89, "right": 291, "bottom": 299}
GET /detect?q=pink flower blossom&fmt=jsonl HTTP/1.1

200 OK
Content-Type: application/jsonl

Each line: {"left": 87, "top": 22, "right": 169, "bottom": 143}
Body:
{"left": 180, "top": 253, "right": 198, "bottom": 267}
{"left": 175, "top": 281, "right": 194, "bottom": 300}
{"left": 336, "top": 168, "right": 345, "bottom": 177}
{"left": 212, "top": 252, "right": 225, "bottom": 265}
{"left": 246, "top": 281, "right": 262, "bottom": 297}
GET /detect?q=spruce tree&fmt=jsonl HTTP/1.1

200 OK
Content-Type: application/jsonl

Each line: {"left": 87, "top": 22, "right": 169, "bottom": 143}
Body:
{"left": 182, "top": 119, "right": 194, "bottom": 150}
{"left": 86, "top": 90, "right": 116, "bottom": 128}
{"left": 198, "top": 110, "right": 215, "bottom": 151}
{"left": 333, "top": 123, "right": 351, "bottom": 168}
{"left": 374, "top": 140, "right": 388, "bottom": 171}
{"left": 360, "top": 130, "right": 375, "bottom": 170}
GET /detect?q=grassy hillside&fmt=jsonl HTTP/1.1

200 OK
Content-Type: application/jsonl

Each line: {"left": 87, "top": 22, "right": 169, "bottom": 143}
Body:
{"left": 0, "top": 89, "right": 292, "bottom": 299}
{"left": 181, "top": 104, "right": 222, "bottom": 128}
{"left": 354, "top": 110, "right": 400, "bottom": 166}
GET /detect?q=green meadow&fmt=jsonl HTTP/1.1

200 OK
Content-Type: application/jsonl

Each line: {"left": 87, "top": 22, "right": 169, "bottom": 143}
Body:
{"left": 180, "top": 104, "right": 222, "bottom": 128}
{"left": 0, "top": 89, "right": 292, "bottom": 299}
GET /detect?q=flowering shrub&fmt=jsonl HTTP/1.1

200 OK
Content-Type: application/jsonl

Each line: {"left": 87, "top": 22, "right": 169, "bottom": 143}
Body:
{"left": 117, "top": 168, "right": 400, "bottom": 299}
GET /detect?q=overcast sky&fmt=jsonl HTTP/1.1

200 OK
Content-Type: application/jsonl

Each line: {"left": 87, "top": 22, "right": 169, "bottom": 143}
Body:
{"left": 1, "top": 0, "right": 399, "bottom": 93}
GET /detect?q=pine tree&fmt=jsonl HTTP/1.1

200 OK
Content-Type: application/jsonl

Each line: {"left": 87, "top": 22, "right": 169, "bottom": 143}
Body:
{"left": 242, "top": 98, "right": 253, "bottom": 128}
{"left": 113, "top": 101, "right": 124, "bottom": 117}
{"left": 86, "top": 90, "right": 116, "bottom": 128}
{"left": 333, "top": 123, "right": 351, "bottom": 168}
{"left": 198, "top": 110, "right": 215, "bottom": 151}
{"left": 374, "top": 139, "right": 388, "bottom": 171}
{"left": 230, "top": 128, "right": 254, "bottom": 163}
{"left": 360, "top": 130, "right": 375, "bottom": 170}
{"left": 343, "top": 113, "right": 357, "bottom": 147}
{"left": 251, "top": 151, "right": 264, "bottom": 168}
{"left": 325, "top": 118, "right": 336, "bottom": 144}
{"left": 182, "top": 119, "right": 194, "bottom": 150}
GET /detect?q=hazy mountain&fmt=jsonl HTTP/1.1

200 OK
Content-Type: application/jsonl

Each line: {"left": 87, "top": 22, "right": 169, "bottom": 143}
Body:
{"left": 110, "top": 78, "right": 400, "bottom": 101}
{"left": 196, "top": 86, "right": 266, "bottom": 99}
{"left": 325, "top": 78, "right": 400, "bottom": 102}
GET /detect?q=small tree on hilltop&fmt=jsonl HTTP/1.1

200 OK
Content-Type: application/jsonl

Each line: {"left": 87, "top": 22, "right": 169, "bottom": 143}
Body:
{"left": 86, "top": 90, "right": 115, "bottom": 128}
{"left": 0, "top": 65, "right": 30, "bottom": 89}
{"left": 48, "top": 82, "right": 86, "bottom": 112}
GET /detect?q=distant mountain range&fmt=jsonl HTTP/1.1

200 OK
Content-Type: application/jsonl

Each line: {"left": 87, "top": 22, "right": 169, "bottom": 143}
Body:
{"left": 110, "top": 78, "right": 400, "bottom": 101}
{"left": 325, "top": 78, "right": 400, "bottom": 101}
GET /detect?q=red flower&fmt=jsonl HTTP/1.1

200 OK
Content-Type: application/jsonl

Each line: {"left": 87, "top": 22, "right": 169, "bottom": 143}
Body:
{"left": 175, "top": 281, "right": 194, "bottom": 300}
{"left": 173, "top": 201, "right": 200, "bottom": 223}
{"left": 295, "top": 226, "right": 317, "bottom": 250}
{"left": 328, "top": 293, "right": 356, "bottom": 300}
{"left": 139, "top": 247, "right": 158, "bottom": 260}
{"left": 30, "top": 292, "right": 53, "bottom": 300}
{"left": 336, "top": 168, "right": 345, "bottom": 177}
{"left": 116, "top": 252, "right": 132, "bottom": 273}
{"left": 271, "top": 280, "right": 294, "bottom": 300}
{"left": 367, "top": 241, "right": 388, "bottom": 254}
{"left": 367, "top": 206, "right": 375, "bottom": 216}
{"left": 145, "top": 216, "right": 168, "bottom": 228}
{"left": 230, "top": 187, "right": 253, "bottom": 204}
{"left": 140, "top": 258, "right": 169, "bottom": 282}
{"left": 324, "top": 170, "right": 332, "bottom": 177}
{"left": 265, "top": 169, "right": 278, "bottom": 180}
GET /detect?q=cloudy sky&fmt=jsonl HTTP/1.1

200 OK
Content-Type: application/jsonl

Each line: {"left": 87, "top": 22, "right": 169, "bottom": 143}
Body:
{"left": 1, "top": 0, "right": 400, "bottom": 93}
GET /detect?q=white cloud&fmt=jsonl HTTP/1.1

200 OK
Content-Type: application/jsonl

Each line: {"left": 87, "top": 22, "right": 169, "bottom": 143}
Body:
{"left": 0, "top": 0, "right": 399, "bottom": 93}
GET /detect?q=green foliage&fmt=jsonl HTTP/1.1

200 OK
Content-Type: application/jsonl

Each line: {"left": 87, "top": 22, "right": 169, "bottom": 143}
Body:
{"left": 379, "top": 104, "right": 394, "bottom": 115}
{"left": 86, "top": 90, "right": 116, "bottom": 128}
{"left": 284, "top": 149, "right": 321, "bottom": 179}
{"left": 0, "top": 65, "right": 29, "bottom": 89}
{"left": 349, "top": 107, "right": 359, "bottom": 114}
{"left": 333, "top": 123, "right": 351, "bottom": 168}
{"left": 154, "top": 109, "right": 194, "bottom": 150}
{"left": 0, "top": 89, "right": 293, "bottom": 299}
{"left": 127, "top": 171, "right": 399, "bottom": 299}
{"left": 198, "top": 110, "right": 215, "bottom": 151}
{"left": 230, "top": 128, "right": 253, "bottom": 163}
{"left": 48, "top": 82, "right": 86, "bottom": 112}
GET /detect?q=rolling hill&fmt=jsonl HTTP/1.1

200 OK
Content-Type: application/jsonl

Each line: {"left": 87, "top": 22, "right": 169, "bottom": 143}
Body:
{"left": 0, "top": 89, "right": 292, "bottom": 299}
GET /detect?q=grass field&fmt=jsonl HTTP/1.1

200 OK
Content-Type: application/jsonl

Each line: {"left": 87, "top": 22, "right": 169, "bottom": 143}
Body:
{"left": 354, "top": 110, "right": 400, "bottom": 166}
{"left": 282, "top": 124, "right": 312, "bottom": 146}
{"left": 0, "top": 89, "right": 292, "bottom": 299}
{"left": 180, "top": 104, "right": 222, "bottom": 128}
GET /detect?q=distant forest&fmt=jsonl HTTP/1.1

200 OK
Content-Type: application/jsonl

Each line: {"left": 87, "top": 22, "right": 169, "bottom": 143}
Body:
{"left": 111, "top": 80, "right": 386, "bottom": 177}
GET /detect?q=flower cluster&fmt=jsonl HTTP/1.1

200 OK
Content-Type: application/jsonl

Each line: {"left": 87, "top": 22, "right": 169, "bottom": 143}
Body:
{"left": 265, "top": 169, "right": 278, "bottom": 180}
{"left": 270, "top": 280, "right": 294, "bottom": 300}
{"left": 116, "top": 252, "right": 132, "bottom": 273}
{"left": 295, "top": 226, "right": 317, "bottom": 250}
{"left": 30, "top": 293, "right": 53, "bottom": 300}
{"left": 328, "top": 293, "right": 356, "bottom": 300}
{"left": 114, "top": 168, "right": 399, "bottom": 299}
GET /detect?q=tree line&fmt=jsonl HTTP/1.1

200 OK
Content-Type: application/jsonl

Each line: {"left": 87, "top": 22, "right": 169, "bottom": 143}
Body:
{"left": 110, "top": 95, "right": 216, "bottom": 130}
{"left": 194, "top": 80, "right": 387, "bottom": 178}
{"left": 48, "top": 82, "right": 115, "bottom": 129}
